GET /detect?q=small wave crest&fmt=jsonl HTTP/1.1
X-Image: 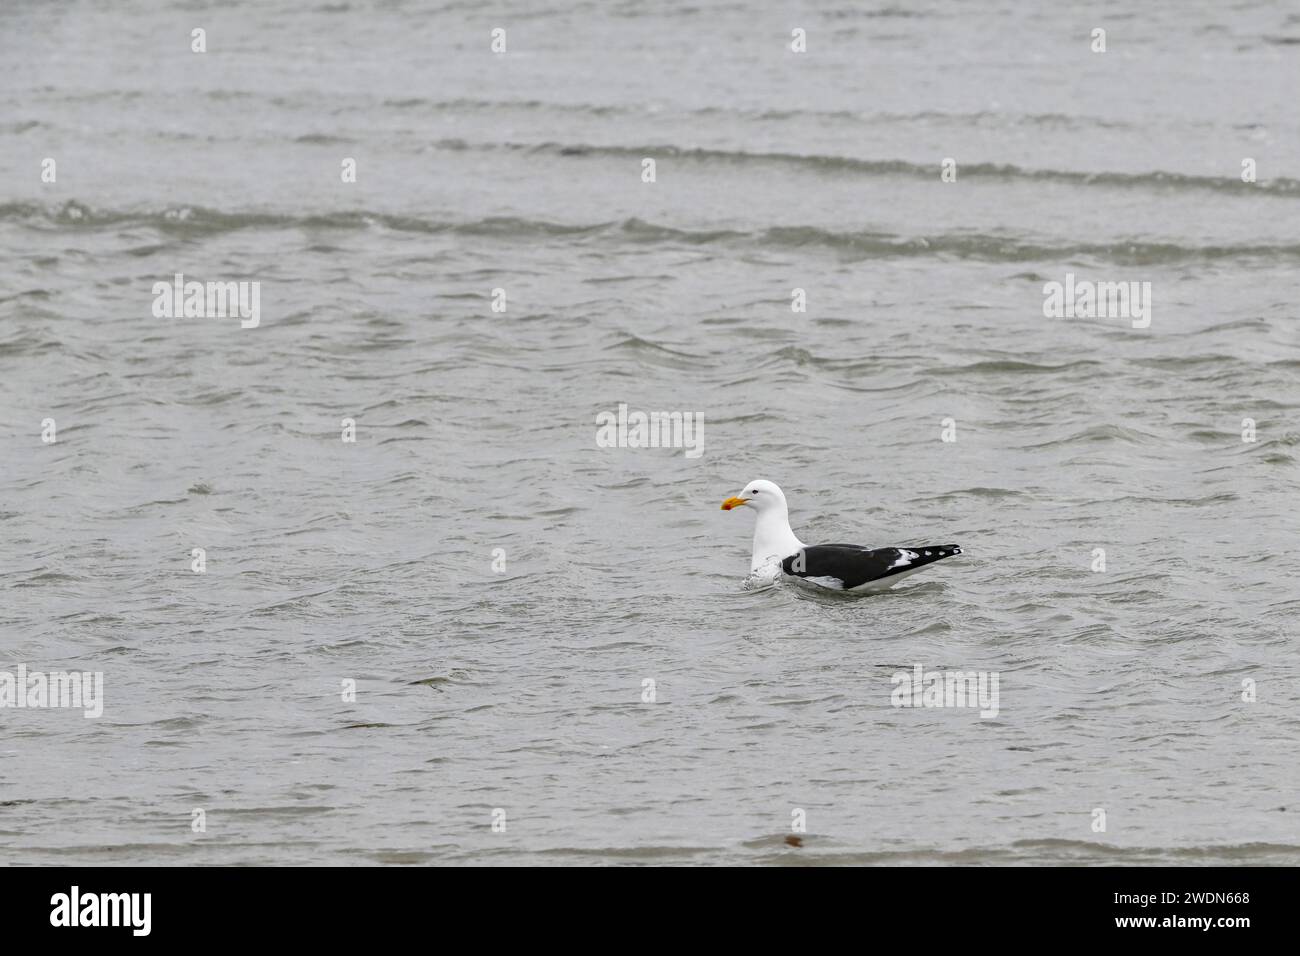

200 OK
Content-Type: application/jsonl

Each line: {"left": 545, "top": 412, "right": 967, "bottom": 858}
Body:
{"left": 7, "top": 202, "right": 1300, "bottom": 265}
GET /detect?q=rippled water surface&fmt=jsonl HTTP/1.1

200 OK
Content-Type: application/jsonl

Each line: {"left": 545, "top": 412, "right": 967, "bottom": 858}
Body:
{"left": 2, "top": 1, "right": 1299, "bottom": 865}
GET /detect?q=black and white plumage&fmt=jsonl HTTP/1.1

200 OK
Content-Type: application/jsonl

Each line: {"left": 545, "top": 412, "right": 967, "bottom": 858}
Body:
{"left": 721, "top": 479, "right": 962, "bottom": 592}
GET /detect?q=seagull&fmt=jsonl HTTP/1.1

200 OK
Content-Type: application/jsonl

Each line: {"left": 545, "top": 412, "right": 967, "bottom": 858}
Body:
{"left": 720, "top": 479, "right": 962, "bottom": 592}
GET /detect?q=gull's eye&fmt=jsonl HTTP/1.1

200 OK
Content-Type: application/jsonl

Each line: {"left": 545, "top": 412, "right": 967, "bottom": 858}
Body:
{"left": 750, "top": 489, "right": 759, "bottom": 494}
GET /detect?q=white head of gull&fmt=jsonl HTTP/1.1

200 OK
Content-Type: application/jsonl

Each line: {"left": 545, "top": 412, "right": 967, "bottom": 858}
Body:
{"left": 720, "top": 479, "right": 805, "bottom": 577}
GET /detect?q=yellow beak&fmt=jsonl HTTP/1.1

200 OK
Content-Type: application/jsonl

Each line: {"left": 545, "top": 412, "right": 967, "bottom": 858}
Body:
{"left": 720, "top": 496, "right": 749, "bottom": 511}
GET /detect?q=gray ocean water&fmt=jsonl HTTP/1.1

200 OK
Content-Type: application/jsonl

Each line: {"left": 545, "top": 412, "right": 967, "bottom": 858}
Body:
{"left": 3, "top": 0, "right": 1299, "bottom": 866}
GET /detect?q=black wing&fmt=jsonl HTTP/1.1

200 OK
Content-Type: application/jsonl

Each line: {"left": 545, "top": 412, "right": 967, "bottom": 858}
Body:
{"left": 781, "top": 544, "right": 962, "bottom": 590}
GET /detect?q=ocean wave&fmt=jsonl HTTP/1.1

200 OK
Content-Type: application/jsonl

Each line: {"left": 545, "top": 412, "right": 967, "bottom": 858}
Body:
{"left": 514, "top": 142, "right": 1300, "bottom": 197}
{"left": 29, "top": 86, "right": 1245, "bottom": 138}
{"left": 6, "top": 202, "right": 1300, "bottom": 265}
{"left": 386, "top": 96, "right": 1152, "bottom": 130}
